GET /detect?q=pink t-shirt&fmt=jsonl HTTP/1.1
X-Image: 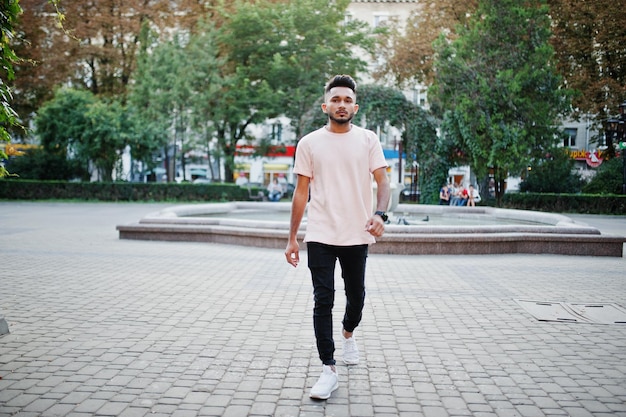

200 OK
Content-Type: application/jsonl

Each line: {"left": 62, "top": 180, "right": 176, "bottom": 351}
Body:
{"left": 293, "top": 125, "right": 388, "bottom": 246}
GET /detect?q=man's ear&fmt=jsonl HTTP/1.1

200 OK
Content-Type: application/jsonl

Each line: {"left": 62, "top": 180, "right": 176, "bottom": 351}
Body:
{"left": 354, "top": 103, "right": 359, "bottom": 114}
{"left": 321, "top": 102, "right": 328, "bottom": 114}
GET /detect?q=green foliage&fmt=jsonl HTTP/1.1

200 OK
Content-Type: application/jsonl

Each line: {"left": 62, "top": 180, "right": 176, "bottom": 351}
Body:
{"left": 582, "top": 157, "right": 625, "bottom": 195}
{"left": 212, "top": 0, "right": 375, "bottom": 181}
{"left": 34, "top": 88, "right": 131, "bottom": 181}
{"left": 128, "top": 26, "right": 208, "bottom": 181}
{"left": 128, "top": 0, "right": 376, "bottom": 183}
{"left": 356, "top": 84, "right": 442, "bottom": 203}
{"left": 80, "top": 98, "right": 132, "bottom": 181}
{"left": 0, "top": 179, "right": 251, "bottom": 202}
{"left": 4, "top": 147, "right": 88, "bottom": 180}
{"left": 0, "top": 0, "right": 23, "bottom": 177}
{"left": 431, "top": 0, "right": 572, "bottom": 205}
{"left": 547, "top": 0, "right": 626, "bottom": 121}
{"left": 35, "top": 88, "right": 95, "bottom": 153}
{"left": 520, "top": 147, "right": 583, "bottom": 193}
{"left": 503, "top": 192, "right": 626, "bottom": 214}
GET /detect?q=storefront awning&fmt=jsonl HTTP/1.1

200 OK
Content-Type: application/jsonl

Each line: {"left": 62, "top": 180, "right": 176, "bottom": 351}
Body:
{"left": 263, "top": 163, "right": 290, "bottom": 171}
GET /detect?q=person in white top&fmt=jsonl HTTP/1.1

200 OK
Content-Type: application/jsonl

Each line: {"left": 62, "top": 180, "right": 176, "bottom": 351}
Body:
{"left": 285, "top": 74, "right": 390, "bottom": 400}
{"left": 267, "top": 178, "right": 283, "bottom": 202}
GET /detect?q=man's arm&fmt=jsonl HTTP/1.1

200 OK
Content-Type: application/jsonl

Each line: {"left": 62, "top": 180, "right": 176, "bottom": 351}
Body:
{"left": 373, "top": 167, "right": 391, "bottom": 213}
{"left": 285, "top": 174, "right": 310, "bottom": 267}
{"left": 365, "top": 167, "right": 391, "bottom": 237}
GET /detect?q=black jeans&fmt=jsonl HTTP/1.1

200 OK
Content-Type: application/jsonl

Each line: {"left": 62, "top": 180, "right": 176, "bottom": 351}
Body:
{"left": 307, "top": 242, "right": 368, "bottom": 366}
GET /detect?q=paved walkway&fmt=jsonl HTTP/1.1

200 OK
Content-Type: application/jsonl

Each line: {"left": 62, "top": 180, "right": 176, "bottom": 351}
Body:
{"left": 1, "top": 202, "right": 625, "bottom": 417}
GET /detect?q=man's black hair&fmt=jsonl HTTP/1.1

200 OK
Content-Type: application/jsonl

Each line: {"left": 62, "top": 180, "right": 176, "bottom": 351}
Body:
{"left": 325, "top": 74, "right": 357, "bottom": 94}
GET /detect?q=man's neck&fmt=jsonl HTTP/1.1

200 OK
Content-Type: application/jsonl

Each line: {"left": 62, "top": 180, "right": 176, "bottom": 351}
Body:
{"left": 326, "top": 122, "right": 353, "bottom": 134}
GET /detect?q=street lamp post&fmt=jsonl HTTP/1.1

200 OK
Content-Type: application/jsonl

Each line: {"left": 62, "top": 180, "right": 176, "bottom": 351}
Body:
{"left": 619, "top": 101, "right": 626, "bottom": 194}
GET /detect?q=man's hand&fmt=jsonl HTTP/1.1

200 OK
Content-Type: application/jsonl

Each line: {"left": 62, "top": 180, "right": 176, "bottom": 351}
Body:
{"left": 365, "top": 215, "right": 385, "bottom": 237}
{"left": 285, "top": 239, "right": 300, "bottom": 267}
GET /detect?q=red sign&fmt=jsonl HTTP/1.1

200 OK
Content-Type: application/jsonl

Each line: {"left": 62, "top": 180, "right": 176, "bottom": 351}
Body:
{"left": 585, "top": 150, "right": 603, "bottom": 168}
{"left": 569, "top": 149, "right": 605, "bottom": 168}
{"left": 236, "top": 145, "right": 295, "bottom": 157}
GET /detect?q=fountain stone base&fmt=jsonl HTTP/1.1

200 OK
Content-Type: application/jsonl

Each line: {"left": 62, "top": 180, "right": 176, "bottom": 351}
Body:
{"left": 116, "top": 202, "right": 626, "bottom": 257}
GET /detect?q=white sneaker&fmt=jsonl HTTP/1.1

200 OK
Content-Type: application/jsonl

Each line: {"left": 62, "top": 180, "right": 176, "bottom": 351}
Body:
{"left": 343, "top": 337, "right": 360, "bottom": 365}
{"left": 309, "top": 365, "right": 339, "bottom": 399}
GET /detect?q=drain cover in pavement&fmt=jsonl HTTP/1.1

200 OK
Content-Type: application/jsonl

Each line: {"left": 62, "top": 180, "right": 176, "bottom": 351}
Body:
{"left": 568, "top": 303, "right": 626, "bottom": 324}
{"left": 516, "top": 300, "right": 626, "bottom": 324}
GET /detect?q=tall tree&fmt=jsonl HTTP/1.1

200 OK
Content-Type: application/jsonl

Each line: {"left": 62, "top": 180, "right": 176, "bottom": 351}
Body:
{"left": 128, "top": 28, "right": 197, "bottom": 182}
{"left": 356, "top": 85, "right": 440, "bottom": 202}
{"left": 431, "top": 0, "right": 571, "bottom": 205}
{"left": 1, "top": 0, "right": 23, "bottom": 177}
{"left": 374, "top": 0, "right": 478, "bottom": 87}
{"left": 79, "top": 98, "right": 131, "bottom": 181}
{"left": 34, "top": 88, "right": 95, "bottom": 180}
{"left": 11, "top": 0, "right": 209, "bottom": 131}
{"left": 212, "top": 0, "right": 375, "bottom": 182}
{"left": 260, "top": 0, "right": 375, "bottom": 139}
{"left": 548, "top": 0, "right": 626, "bottom": 122}
{"left": 34, "top": 87, "right": 132, "bottom": 181}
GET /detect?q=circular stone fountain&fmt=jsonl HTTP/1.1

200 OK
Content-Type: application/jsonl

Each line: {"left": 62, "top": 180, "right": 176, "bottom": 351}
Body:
{"left": 117, "top": 202, "right": 625, "bottom": 257}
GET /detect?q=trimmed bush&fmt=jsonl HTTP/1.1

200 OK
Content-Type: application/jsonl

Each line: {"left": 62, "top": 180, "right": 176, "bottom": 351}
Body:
{"left": 0, "top": 180, "right": 261, "bottom": 202}
{"left": 502, "top": 193, "right": 626, "bottom": 214}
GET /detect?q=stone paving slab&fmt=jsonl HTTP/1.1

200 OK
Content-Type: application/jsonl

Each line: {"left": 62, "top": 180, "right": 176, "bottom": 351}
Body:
{"left": 1, "top": 202, "right": 625, "bottom": 417}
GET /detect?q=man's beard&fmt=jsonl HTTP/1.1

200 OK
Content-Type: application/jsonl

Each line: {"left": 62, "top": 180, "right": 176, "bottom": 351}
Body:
{"left": 328, "top": 112, "right": 354, "bottom": 125}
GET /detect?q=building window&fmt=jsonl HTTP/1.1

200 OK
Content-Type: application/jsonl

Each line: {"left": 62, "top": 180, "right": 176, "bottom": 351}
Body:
{"left": 563, "top": 128, "right": 577, "bottom": 148}
{"left": 271, "top": 123, "right": 282, "bottom": 143}
{"left": 373, "top": 14, "right": 389, "bottom": 27}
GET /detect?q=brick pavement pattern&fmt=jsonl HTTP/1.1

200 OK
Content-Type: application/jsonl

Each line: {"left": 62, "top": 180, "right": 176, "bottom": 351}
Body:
{"left": 1, "top": 202, "right": 625, "bottom": 417}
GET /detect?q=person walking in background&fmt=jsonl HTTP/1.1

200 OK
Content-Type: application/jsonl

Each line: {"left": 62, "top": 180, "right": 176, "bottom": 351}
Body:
{"left": 285, "top": 74, "right": 391, "bottom": 400}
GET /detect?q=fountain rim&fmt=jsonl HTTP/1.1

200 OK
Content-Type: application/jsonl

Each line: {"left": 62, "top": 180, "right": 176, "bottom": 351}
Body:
{"left": 117, "top": 201, "right": 625, "bottom": 256}
{"left": 135, "top": 201, "right": 601, "bottom": 235}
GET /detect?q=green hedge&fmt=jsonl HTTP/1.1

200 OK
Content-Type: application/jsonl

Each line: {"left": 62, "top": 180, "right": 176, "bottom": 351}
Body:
{"left": 502, "top": 193, "right": 626, "bottom": 214}
{"left": 2, "top": 181, "right": 624, "bottom": 214}
{"left": 0, "top": 180, "right": 264, "bottom": 202}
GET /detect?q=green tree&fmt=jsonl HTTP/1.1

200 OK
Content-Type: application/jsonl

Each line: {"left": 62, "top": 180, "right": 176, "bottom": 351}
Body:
{"left": 547, "top": 0, "right": 626, "bottom": 122}
{"left": 35, "top": 88, "right": 130, "bottom": 181}
{"left": 129, "top": 32, "right": 188, "bottom": 182}
{"left": 520, "top": 146, "right": 583, "bottom": 193}
{"left": 129, "top": 21, "right": 223, "bottom": 182}
{"left": 582, "top": 157, "right": 624, "bottom": 195}
{"left": 259, "top": 0, "right": 375, "bottom": 139}
{"left": 186, "top": 20, "right": 225, "bottom": 181}
{"left": 211, "top": 0, "right": 375, "bottom": 182}
{"left": 80, "top": 98, "right": 131, "bottom": 181}
{"left": 374, "top": 0, "right": 478, "bottom": 87}
{"left": 356, "top": 84, "right": 441, "bottom": 203}
{"left": 35, "top": 88, "right": 95, "bottom": 180}
{"left": 12, "top": 0, "right": 209, "bottom": 134}
{"left": 1, "top": 0, "right": 23, "bottom": 177}
{"left": 431, "top": 0, "right": 571, "bottom": 205}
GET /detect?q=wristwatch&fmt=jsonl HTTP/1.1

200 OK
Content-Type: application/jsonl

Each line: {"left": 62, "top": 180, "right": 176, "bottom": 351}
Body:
{"left": 374, "top": 211, "right": 388, "bottom": 222}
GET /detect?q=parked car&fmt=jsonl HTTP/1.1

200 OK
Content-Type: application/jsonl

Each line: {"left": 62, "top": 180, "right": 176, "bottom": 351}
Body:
{"left": 192, "top": 178, "right": 212, "bottom": 184}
